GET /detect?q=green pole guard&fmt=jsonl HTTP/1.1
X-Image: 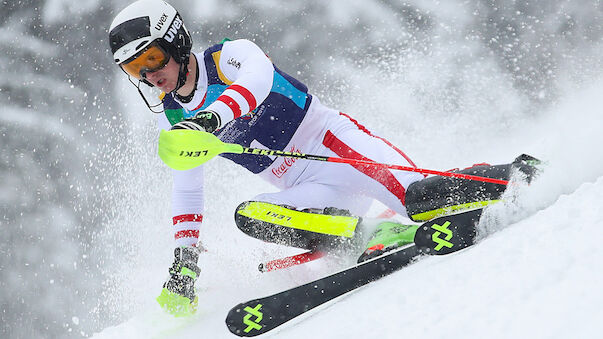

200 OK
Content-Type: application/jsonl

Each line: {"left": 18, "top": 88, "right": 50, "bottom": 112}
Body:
{"left": 158, "top": 129, "right": 244, "bottom": 170}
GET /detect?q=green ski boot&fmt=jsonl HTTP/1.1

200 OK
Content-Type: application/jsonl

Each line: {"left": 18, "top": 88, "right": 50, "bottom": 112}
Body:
{"left": 357, "top": 221, "right": 419, "bottom": 263}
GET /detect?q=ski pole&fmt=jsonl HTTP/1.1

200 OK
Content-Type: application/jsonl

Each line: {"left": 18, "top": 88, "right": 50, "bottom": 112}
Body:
{"left": 258, "top": 250, "right": 325, "bottom": 273}
{"left": 158, "top": 130, "right": 509, "bottom": 185}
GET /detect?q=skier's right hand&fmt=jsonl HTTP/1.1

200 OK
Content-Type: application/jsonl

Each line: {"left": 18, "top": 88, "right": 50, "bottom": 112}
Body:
{"left": 156, "top": 246, "right": 201, "bottom": 317}
{"left": 170, "top": 110, "right": 221, "bottom": 133}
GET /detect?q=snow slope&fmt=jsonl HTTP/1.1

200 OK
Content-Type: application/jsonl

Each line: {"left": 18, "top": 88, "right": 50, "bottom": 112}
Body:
{"left": 92, "top": 69, "right": 603, "bottom": 339}
{"left": 281, "top": 177, "right": 603, "bottom": 339}
{"left": 92, "top": 177, "right": 603, "bottom": 338}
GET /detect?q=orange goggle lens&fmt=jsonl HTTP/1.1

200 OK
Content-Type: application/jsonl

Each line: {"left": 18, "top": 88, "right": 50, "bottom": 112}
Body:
{"left": 121, "top": 44, "right": 170, "bottom": 79}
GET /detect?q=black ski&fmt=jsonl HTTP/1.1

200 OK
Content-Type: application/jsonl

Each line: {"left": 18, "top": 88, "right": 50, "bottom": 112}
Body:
{"left": 225, "top": 209, "right": 482, "bottom": 337}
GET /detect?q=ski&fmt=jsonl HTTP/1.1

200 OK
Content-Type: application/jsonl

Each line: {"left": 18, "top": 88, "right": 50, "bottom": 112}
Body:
{"left": 225, "top": 209, "right": 482, "bottom": 336}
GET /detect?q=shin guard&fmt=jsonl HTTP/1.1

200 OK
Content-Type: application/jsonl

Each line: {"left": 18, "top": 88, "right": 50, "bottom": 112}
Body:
{"left": 405, "top": 154, "right": 539, "bottom": 221}
{"left": 234, "top": 201, "right": 360, "bottom": 250}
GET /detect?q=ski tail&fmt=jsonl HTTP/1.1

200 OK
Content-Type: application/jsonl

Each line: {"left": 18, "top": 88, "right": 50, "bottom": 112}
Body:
{"left": 414, "top": 209, "right": 482, "bottom": 255}
{"left": 226, "top": 299, "right": 266, "bottom": 337}
{"left": 226, "top": 244, "right": 420, "bottom": 337}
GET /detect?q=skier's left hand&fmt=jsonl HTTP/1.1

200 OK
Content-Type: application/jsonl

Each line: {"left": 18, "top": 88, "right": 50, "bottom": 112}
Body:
{"left": 170, "top": 110, "right": 220, "bottom": 133}
{"left": 156, "top": 247, "right": 201, "bottom": 317}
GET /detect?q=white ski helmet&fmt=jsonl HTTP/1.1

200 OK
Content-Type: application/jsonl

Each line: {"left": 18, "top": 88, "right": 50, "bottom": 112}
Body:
{"left": 109, "top": 0, "right": 192, "bottom": 91}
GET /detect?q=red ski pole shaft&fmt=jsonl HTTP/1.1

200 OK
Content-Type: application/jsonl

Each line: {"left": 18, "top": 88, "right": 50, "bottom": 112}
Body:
{"left": 259, "top": 250, "right": 325, "bottom": 273}
{"left": 326, "top": 157, "right": 509, "bottom": 185}
{"left": 241, "top": 147, "right": 509, "bottom": 186}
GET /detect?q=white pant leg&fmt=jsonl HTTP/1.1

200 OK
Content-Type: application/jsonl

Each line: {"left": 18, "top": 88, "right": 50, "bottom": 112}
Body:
{"left": 254, "top": 98, "right": 422, "bottom": 217}
{"left": 295, "top": 111, "right": 424, "bottom": 216}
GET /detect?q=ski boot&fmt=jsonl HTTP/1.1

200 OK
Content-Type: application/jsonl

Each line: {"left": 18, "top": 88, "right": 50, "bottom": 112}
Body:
{"left": 357, "top": 221, "right": 419, "bottom": 263}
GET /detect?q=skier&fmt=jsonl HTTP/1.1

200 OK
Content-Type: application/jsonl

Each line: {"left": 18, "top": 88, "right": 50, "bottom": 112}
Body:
{"left": 109, "top": 0, "right": 537, "bottom": 316}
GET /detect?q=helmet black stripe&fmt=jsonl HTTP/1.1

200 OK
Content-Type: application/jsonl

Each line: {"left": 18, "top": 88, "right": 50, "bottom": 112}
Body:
{"left": 109, "top": 16, "right": 151, "bottom": 55}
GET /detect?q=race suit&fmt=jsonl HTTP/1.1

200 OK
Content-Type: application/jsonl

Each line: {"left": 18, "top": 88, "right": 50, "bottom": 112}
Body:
{"left": 158, "top": 39, "right": 422, "bottom": 247}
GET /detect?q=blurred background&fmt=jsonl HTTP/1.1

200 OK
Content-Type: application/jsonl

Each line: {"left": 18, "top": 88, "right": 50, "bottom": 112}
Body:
{"left": 1, "top": 0, "right": 602, "bottom": 338}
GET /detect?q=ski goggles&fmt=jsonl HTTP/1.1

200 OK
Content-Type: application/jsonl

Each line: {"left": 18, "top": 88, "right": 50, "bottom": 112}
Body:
{"left": 121, "top": 43, "right": 170, "bottom": 80}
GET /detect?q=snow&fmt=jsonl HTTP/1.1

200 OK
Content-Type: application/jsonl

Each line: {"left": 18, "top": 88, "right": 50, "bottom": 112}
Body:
{"left": 42, "top": 0, "right": 101, "bottom": 25}
{"left": 4, "top": 1, "right": 603, "bottom": 337}
{"left": 286, "top": 177, "right": 603, "bottom": 339}
{"left": 89, "top": 2, "right": 603, "bottom": 333}
{"left": 91, "top": 72, "right": 603, "bottom": 338}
